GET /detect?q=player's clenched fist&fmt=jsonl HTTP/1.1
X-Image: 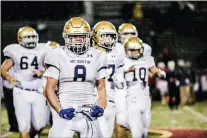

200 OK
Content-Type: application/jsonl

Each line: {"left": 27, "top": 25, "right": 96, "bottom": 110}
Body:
{"left": 7, "top": 76, "right": 17, "bottom": 86}
{"left": 59, "top": 108, "right": 75, "bottom": 120}
{"left": 129, "top": 66, "right": 136, "bottom": 72}
{"left": 90, "top": 105, "right": 104, "bottom": 117}
{"left": 33, "top": 70, "right": 43, "bottom": 78}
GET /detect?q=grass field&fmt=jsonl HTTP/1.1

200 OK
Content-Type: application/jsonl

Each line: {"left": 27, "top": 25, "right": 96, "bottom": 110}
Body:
{"left": 1, "top": 101, "right": 207, "bottom": 138}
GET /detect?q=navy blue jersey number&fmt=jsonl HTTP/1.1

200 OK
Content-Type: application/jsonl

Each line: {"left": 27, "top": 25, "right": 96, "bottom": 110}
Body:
{"left": 132, "top": 67, "right": 146, "bottom": 82}
{"left": 73, "top": 65, "right": 86, "bottom": 81}
{"left": 139, "top": 67, "right": 146, "bottom": 82}
{"left": 132, "top": 70, "right": 138, "bottom": 81}
{"left": 108, "top": 64, "right": 115, "bottom": 82}
{"left": 20, "top": 56, "right": 38, "bottom": 69}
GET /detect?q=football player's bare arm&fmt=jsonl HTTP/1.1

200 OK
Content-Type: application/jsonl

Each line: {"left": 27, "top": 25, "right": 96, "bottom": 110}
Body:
{"left": 45, "top": 77, "right": 61, "bottom": 113}
{"left": 1, "top": 58, "right": 17, "bottom": 85}
{"left": 124, "top": 66, "right": 135, "bottom": 73}
{"left": 148, "top": 71, "right": 153, "bottom": 78}
{"left": 96, "top": 78, "right": 107, "bottom": 109}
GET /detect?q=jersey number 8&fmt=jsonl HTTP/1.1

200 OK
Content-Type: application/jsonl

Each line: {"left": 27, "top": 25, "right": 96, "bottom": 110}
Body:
{"left": 73, "top": 65, "right": 86, "bottom": 81}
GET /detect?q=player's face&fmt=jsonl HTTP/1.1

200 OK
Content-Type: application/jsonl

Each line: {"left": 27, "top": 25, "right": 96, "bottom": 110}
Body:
{"left": 22, "top": 34, "right": 38, "bottom": 48}
{"left": 101, "top": 34, "right": 116, "bottom": 46}
{"left": 126, "top": 48, "right": 142, "bottom": 59}
{"left": 69, "top": 35, "right": 86, "bottom": 46}
{"left": 128, "top": 49, "right": 140, "bottom": 55}
{"left": 65, "top": 34, "right": 90, "bottom": 54}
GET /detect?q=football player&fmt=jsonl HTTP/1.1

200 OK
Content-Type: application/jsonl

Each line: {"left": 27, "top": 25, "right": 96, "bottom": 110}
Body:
{"left": 43, "top": 17, "right": 107, "bottom": 138}
{"left": 1, "top": 27, "right": 51, "bottom": 138}
{"left": 43, "top": 40, "right": 60, "bottom": 125}
{"left": 116, "top": 23, "right": 153, "bottom": 138}
{"left": 92, "top": 21, "right": 126, "bottom": 137}
{"left": 118, "top": 23, "right": 152, "bottom": 56}
{"left": 46, "top": 41, "right": 60, "bottom": 48}
{"left": 123, "top": 36, "right": 165, "bottom": 138}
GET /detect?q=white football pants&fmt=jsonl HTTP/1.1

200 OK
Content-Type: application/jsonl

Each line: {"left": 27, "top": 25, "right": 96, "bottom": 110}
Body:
{"left": 13, "top": 87, "right": 48, "bottom": 132}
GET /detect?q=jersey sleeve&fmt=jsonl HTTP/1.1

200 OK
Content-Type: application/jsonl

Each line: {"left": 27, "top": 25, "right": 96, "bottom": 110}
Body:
{"left": 3, "top": 45, "right": 15, "bottom": 60}
{"left": 147, "top": 56, "right": 155, "bottom": 69}
{"left": 43, "top": 51, "right": 60, "bottom": 80}
{"left": 123, "top": 58, "right": 131, "bottom": 72}
{"left": 96, "top": 52, "right": 107, "bottom": 80}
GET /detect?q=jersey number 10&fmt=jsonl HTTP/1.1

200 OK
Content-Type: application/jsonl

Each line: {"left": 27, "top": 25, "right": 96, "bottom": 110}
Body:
{"left": 132, "top": 67, "right": 146, "bottom": 82}
{"left": 20, "top": 56, "right": 39, "bottom": 69}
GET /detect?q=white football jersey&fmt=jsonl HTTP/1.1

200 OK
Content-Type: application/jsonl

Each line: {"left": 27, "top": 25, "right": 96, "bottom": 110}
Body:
{"left": 43, "top": 47, "right": 107, "bottom": 108}
{"left": 124, "top": 56, "right": 155, "bottom": 96}
{"left": 3, "top": 43, "right": 51, "bottom": 89}
{"left": 116, "top": 42, "right": 152, "bottom": 57}
{"left": 143, "top": 43, "right": 152, "bottom": 56}
{"left": 115, "top": 42, "right": 125, "bottom": 56}
{"left": 105, "top": 47, "right": 125, "bottom": 101}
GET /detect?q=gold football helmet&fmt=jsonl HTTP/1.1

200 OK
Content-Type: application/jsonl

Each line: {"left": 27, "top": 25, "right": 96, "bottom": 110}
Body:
{"left": 92, "top": 21, "right": 117, "bottom": 52}
{"left": 17, "top": 26, "right": 39, "bottom": 48}
{"left": 46, "top": 41, "right": 60, "bottom": 48}
{"left": 63, "top": 17, "right": 91, "bottom": 55}
{"left": 124, "top": 36, "right": 143, "bottom": 59}
{"left": 118, "top": 23, "right": 138, "bottom": 44}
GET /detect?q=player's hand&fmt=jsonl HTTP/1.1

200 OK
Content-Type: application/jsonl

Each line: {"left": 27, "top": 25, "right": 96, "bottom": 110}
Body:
{"left": 128, "top": 66, "right": 136, "bottom": 72}
{"left": 158, "top": 69, "right": 166, "bottom": 78}
{"left": 8, "top": 76, "right": 17, "bottom": 86}
{"left": 90, "top": 105, "right": 104, "bottom": 117}
{"left": 33, "top": 70, "right": 43, "bottom": 78}
{"left": 59, "top": 108, "right": 75, "bottom": 120}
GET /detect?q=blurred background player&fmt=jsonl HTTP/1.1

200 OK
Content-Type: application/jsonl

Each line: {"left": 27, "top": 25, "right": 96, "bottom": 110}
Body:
{"left": 92, "top": 21, "right": 126, "bottom": 137}
{"left": 43, "top": 17, "right": 107, "bottom": 138}
{"left": 118, "top": 23, "right": 152, "bottom": 57}
{"left": 1, "top": 26, "right": 50, "bottom": 138}
{"left": 123, "top": 36, "right": 166, "bottom": 138}
{"left": 43, "top": 40, "right": 60, "bottom": 126}
{"left": 166, "top": 60, "right": 180, "bottom": 111}
{"left": 156, "top": 62, "right": 168, "bottom": 104}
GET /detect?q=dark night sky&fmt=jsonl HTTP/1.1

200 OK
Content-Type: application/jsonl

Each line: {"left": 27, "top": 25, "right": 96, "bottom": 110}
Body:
{"left": 2, "top": 1, "right": 84, "bottom": 21}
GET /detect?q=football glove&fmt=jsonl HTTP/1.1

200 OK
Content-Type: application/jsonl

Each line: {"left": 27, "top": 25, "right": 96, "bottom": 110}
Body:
{"left": 59, "top": 108, "right": 75, "bottom": 120}
{"left": 90, "top": 105, "right": 104, "bottom": 117}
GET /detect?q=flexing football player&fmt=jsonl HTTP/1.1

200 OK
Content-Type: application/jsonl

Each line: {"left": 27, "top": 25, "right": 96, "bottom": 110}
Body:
{"left": 1, "top": 27, "right": 51, "bottom": 138}
{"left": 92, "top": 21, "right": 126, "bottom": 137}
{"left": 43, "top": 17, "right": 107, "bottom": 138}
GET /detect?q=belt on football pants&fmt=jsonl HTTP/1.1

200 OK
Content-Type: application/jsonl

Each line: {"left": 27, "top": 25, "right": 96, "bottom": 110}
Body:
{"left": 15, "top": 86, "right": 38, "bottom": 92}
{"left": 81, "top": 104, "right": 94, "bottom": 108}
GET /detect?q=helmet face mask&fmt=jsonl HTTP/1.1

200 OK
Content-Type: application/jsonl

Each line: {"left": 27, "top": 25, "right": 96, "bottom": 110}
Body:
{"left": 18, "top": 27, "right": 39, "bottom": 49}
{"left": 126, "top": 47, "right": 143, "bottom": 60}
{"left": 124, "top": 36, "right": 144, "bottom": 60}
{"left": 63, "top": 33, "right": 91, "bottom": 55}
{"left": 98, "top": 32, "right": 117, "bottom": 52}
{"left": 63, "top": 17, "right": 91, "bottom": 55}
{"left": 92, "top": 21, "right": 117, "bottom": 53}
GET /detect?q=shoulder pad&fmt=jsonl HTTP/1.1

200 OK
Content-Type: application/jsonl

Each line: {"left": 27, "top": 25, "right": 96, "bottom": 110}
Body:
{"left": 3, "top": 44, "right": 20, "bottom": 57}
